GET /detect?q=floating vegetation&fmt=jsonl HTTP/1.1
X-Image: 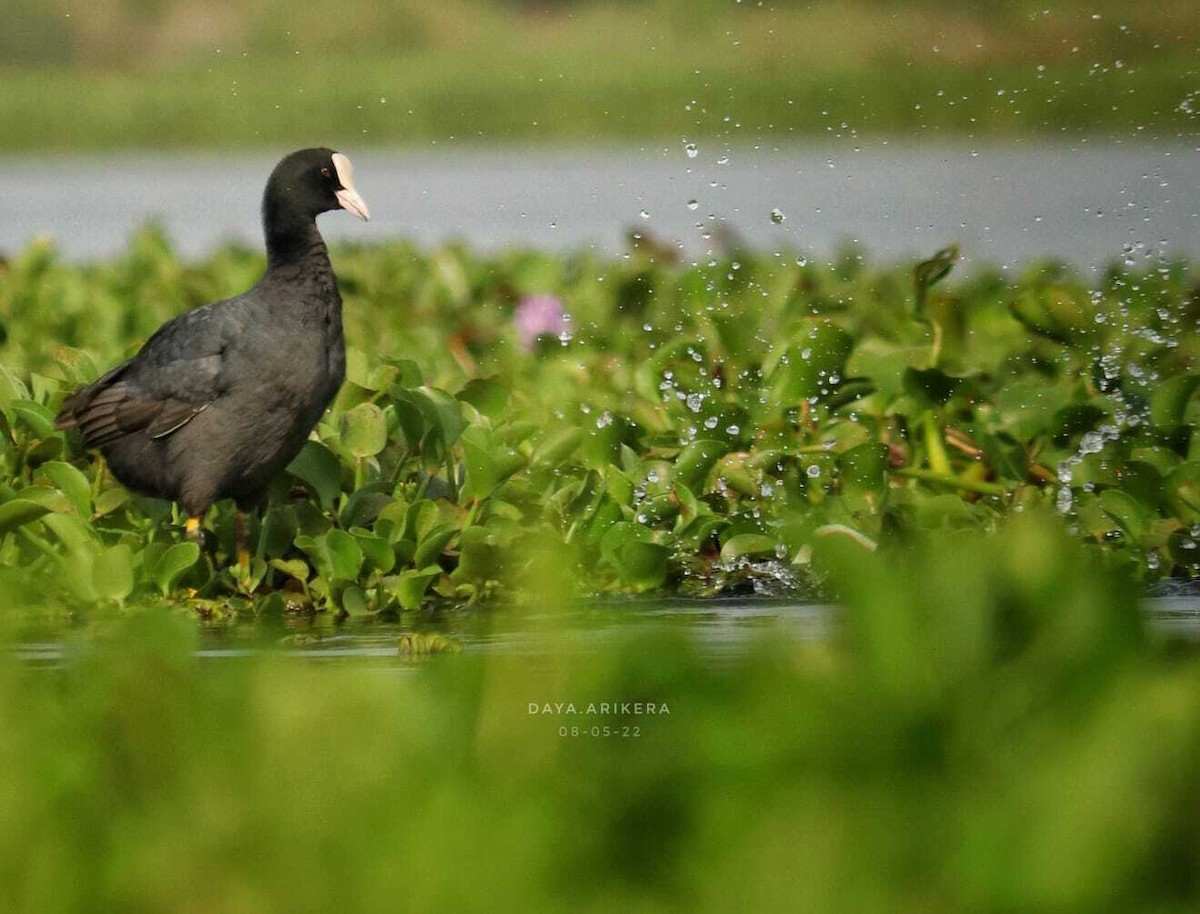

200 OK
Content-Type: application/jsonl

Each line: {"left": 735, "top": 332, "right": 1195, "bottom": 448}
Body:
{"left": 1, "top": 227, "right": 1198, "bottom": 618}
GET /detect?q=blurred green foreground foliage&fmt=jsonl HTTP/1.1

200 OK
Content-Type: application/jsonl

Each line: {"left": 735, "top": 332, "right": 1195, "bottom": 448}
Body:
{"left": 1, "top": 516, "right": 1199, "bottom": 912}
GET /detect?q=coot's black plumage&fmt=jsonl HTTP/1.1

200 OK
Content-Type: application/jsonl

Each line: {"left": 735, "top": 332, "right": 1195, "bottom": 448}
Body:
{"left": 56, "top": 148, "right": 369, "bottom": 539}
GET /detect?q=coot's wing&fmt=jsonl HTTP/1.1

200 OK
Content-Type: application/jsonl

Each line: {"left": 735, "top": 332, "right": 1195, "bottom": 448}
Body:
{"left": 56, "top": 303, "right": 242, "bottom": 448}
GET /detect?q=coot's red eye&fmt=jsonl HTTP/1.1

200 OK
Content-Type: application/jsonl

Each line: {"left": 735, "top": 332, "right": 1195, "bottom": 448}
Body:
{"left": 320, "top": 166, "right": 330, "bottom": 177}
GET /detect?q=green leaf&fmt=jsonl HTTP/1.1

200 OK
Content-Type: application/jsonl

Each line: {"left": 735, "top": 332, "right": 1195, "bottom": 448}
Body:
{"left": 340, "top": 585, "right": 370, "bottom": 616}
{"left": 913, "top": 244, "right": 958, "bottom": 318}
{"left": 10, "top": 400, "right": 58, "bottom": 439}
{"left": 352, "top": 530, "right": 396, "bottom": 574}
{"left": 457, "top": 377, "right": 510, "bottom": 419}
{"left": 1009, "top": 284, "right": 1093, "bottom": 345}
{"left": 840, "top": 443, "right": 890, "bottom": 497}
{"left": 340, "top": 402, "right": 388, "bottom": 458}
{"left": 0, "top": 363, "right": 29, "bottom": 403}
{"left": 93, "top": 487, "right": 130, "bottom": 518}
{"left": 93, "top": 543, "right": 134, "bottom": 603}
{"left": 286, "top": 441, "right": 343, "bottom": 511}
{"left": 325, "top": 529, "right": 364, "bottom": 581}
{"left": 600, "top": 522, "right": 669, "bottom": 591}
{"left": 674, "top": 439, "right": 727, "bottom": 492}
{"left": 154, "top": 542, "right": 201, "bottom": 595}
{"left": 768, "top": 321, "right": 854, "bottom": 404}
{"left": 532, "top": 427, "right": 585, "bottom": 466}
{"left": 719, "top": 533, "right": 777, "bottom": 562}
{"left": 393, "top": 566, "right": 442, "bottom": 610}
{"left": 37, "top": 461, "right": 92, "bottom": 516}
{"left": 0, "top": 499, "right": 52, "bottom": 536}
{"left": 269, "top": 558, "right": 310, "bottom": 584}
{"left": 1150, "top": 374, "right": 1200, "bottom": 428}
{"left": 297, "top": 530, "right": 363, "bottom": 583}
{"left": 414, "top": 523, "right": 457, "bottom": 568}
{"left": 413, "top": 386, "right": 467, "bottom": 447}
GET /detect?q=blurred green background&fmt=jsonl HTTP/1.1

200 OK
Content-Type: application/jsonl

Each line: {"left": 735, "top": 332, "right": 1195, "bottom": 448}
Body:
{"left": 1, "top": 0, "right": 1197, "bottom": 150}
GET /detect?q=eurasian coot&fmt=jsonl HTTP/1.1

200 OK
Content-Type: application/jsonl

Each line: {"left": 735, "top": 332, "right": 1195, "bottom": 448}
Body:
{"left": 56, "top": 148, "right": 369, "bottom": 556}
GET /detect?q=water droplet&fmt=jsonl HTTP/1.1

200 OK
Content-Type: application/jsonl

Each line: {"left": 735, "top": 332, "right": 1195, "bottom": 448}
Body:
{"left": 770, "top": 207, "right": 786, "bottom": 224}
{"left": 685, "top": 142, "right": 699, "bottom": 158}
{"left": 639, "top": 209, "right": 651, "bottom": 219}
{"left": 686, "top": 199, "right": 699, "bottom": 210}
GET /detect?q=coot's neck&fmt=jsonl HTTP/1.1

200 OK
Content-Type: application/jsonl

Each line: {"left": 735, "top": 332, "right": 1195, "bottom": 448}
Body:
{"left": 262, "top": 193, "right": 330, "bottom": 273}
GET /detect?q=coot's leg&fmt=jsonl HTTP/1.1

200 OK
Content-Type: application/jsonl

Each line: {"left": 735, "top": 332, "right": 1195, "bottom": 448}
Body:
{"left": 235, "top": 510, "right": 250, "bottom": 574}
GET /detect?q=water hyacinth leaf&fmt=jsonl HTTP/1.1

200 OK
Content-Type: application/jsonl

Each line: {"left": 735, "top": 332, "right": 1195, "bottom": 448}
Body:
{"left": 259, "top": 505, "right": 298, "bottom": 557}
{"left": 719, "top": 533, "right": 777, "bottom": 562}
{"left": 41, "top": 512, "right": 96, "bottom": 553}
{"left": 1116, "top": 461, "right": 1164, "bottom": 510}
{"left": 402, "top": 500, "right": 440, "bottom": 545}
{"left": 10, "top": 400, "right": 58, "bottom": 439}
{"left": 340, "top": 402, "right": 388, "bottom": 458}
{"left": 709, "top": 310, "right": 759, "bottom": 361}
{"left": 413, "top": 387, "right": 467, "bottom": 447}
{"left": 386, "top": 358, "right": 424, "bottom": 388}
{"left": 460, "top": 426, "right": 511, "bottom": 501}
{"left": 269, "top": 558, "right": 310, "bottom": 584}
{"left": 532, "top": 427, "right": 585, "bottom": 466}
{"left": 912, "top": 243, "right": 959, "bottom": 319}
{"left": 769, "top": 321, "right": 853, "bottom": 404}
{"left": 600, "top": 522, "right": 669, "bottom": 590}
{"left": 457, "top": 377, "right": 510, "bottom": 419}
{"left": 1051, "top": 403, "right": 1108, "bottom": 447}
{"left": 389, "top": 394, "right": 426, "bottom": 448}
{"left": 36, "top": 461, "right": 92, "bottom": 516}
{"left": 1097, "top": 489, "right": 1152, "bottom": 540}
{"left": 393, "top": 566, "right": 442, "bottom": 610}
{"left": 0, "top": 500, "right": 52, "bottom": 537}
{"left": 287, "top": 441, "right": 343, "bottom": 511}
{"left": 450, "top": 538, "right": 500, "bottom": 587}
{"left": 10, "top": 485, "right": 74, "bottom": 514}
{"left": 0, "top": 363, "right": 29, "bottom": 403}
{"left": 637, "top": 493, "right": 679, "bottom": 527}
{"left": 840, "top": 443, "right": 890, "bottom": 497}
{"left": 93, "top": 487, "right": 130, "bottom": 518}
{"left": 340, "top": 585, "right": 369, "bottom": 617}
{"left": 92, "top": 543, "right": 134, "bottom": 603}
{"left": 297, "top": 530, "right": 363, "bottom": 583}
{"left": 340, "top": 485, "right": 392, "bottom": 529}
{"left": 1149, "top": 374, "right": 1200, "bottom": 429}
{"left": 324, "top": 530, "right": 364, "bottom": 581}
{"left": 1165, "top": 462, "right": 1200, "bottom": 525}
{"left": 153, "top": 542, "right": 201, "bottom": 595}
{"left": 674, "top": 439, "right": 727, "bottom": 492}
{"left": 903, "top": 367, "right": 963, "bottom": 407}
{"left": 351, "top": 530, "right": 395, "bottom": 574}
{"left": 414, "top": 524, "right": 457, "bottom": 569}
{"left": 1009, "top": 284, "right": 1094, "bottom": 345}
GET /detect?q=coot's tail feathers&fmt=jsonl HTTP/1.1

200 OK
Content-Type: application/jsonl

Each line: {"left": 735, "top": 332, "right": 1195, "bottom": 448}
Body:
{"left": 56, "top": 365, "right": 209, "bottom": 448}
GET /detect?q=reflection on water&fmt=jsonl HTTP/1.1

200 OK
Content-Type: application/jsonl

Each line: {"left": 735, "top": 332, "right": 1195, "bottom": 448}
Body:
{"left": 11, "top": 597, "right": 1200, "bottom": 668}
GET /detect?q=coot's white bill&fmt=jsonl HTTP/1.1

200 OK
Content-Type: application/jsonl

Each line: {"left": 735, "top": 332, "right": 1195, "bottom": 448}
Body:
{"left": 332, "top": 152, "right": 369, "bottom": 221}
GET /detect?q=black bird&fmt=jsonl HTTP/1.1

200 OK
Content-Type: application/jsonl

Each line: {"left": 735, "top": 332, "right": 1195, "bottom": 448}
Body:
{"left": 56, "top": 148, "right": 369, "bottom": 561}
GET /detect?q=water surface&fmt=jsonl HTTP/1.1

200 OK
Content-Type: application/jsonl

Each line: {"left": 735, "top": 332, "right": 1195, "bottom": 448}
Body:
{"left": 3, "top": 143, "right": 1197, "bottom": 270}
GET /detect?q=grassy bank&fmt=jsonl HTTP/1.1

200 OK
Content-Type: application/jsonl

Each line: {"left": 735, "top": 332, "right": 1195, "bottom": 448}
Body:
{"left": 1, "top": 0, "right": 1197, "bottom": 150}
{"left": 1, "top": 232, "right": 1199, "bottom": 618}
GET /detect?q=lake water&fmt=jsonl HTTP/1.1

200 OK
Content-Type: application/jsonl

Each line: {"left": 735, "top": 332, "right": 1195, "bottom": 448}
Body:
{"left": 11, "top": 596, "right": 1200, "bottom": 668}
{"left": 2, "top": 142, "right": 1197, "bottom": 271}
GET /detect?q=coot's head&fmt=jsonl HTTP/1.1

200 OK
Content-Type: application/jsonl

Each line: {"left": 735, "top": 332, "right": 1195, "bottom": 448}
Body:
{"left": 265, "top": 148, "right": 370, "bottom": 222}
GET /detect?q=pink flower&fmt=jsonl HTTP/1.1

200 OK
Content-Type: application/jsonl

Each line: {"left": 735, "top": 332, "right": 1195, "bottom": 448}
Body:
{"left": 514, "top": 294, "right": 567, "bottom": 351}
